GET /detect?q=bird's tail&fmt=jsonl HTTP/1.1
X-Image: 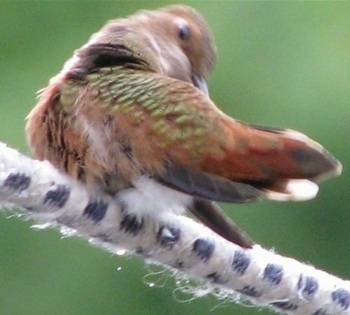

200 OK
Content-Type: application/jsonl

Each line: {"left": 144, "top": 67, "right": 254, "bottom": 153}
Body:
{"left": 201, "top": 123, "right": 342, "bottom": 202}
{"left": 236, "top": 125, "right": 341, "bottom": 201}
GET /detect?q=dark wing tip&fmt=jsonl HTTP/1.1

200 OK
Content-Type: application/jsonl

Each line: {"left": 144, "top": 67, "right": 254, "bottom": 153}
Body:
{"left": 189, "top": 199, "right": 253, "bottom": 248}
{"left": 158, "top": 163, "right": 263, "bottom": 203}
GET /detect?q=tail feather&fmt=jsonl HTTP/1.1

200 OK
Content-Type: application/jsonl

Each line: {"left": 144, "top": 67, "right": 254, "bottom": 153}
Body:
{"left": 200, "top": 123, "right": 342, "bottom": 202}
{"left": 245, "top": 126, "right": 342, "bottom": 201}
{"left": 262, "top": 179, "right": 319, "bottom": 201}
{"left": 257, "top": 127, "right": 342, "bottom": 180}
{"left": 158, "top": 123, "right": 341, "bottom": 203}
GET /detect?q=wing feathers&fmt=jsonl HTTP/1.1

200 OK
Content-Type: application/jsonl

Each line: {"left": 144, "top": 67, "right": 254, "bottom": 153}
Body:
{"left": 188, "top": 199, "right": 253, "bottom": 248}
{"left": 157, "top": 163, "right": 263, "bottom": 202}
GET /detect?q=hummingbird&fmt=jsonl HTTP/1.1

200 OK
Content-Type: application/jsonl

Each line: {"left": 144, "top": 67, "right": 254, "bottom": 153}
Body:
{"left": 26, "top": 5, "right": 342, "bottom": 248}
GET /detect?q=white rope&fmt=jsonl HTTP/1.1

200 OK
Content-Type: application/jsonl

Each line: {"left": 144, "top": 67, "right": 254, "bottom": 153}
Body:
{"left": 0, "top": 141, "right": 349, "bottom": 315}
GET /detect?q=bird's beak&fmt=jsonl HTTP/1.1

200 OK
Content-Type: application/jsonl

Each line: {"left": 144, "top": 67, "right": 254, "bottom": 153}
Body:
{"left": 192, "top": 75, "right": 209, "bottom": 96}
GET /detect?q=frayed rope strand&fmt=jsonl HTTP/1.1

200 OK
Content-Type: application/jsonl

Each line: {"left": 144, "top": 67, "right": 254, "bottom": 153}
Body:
{"left": 0, "top": 142, "right": 349, "bottom": 315}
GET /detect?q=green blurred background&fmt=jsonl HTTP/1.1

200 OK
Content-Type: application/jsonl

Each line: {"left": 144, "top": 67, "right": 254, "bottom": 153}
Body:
{"left": 0, "top": 1, "right": 349, "bottom": 314}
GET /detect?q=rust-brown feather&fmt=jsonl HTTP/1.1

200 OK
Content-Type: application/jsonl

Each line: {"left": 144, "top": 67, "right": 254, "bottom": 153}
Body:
{"left": 27, "top": 65, "right": 340, "bottom": 200}
{"left": 26, "top": 5, "right": 341, "bottom": 248}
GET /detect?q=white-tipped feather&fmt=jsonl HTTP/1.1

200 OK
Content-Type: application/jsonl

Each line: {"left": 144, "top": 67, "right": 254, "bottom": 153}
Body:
{"left": 265, "top": 180, "right": 319, "bottom": 202}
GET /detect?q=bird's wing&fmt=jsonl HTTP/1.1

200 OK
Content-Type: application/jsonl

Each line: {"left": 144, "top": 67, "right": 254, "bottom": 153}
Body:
{"left": 188, "top": 198, "right": 253, "bottom": 247}
{"left": 57, "top": 65, "right": 341, "bottom": 202}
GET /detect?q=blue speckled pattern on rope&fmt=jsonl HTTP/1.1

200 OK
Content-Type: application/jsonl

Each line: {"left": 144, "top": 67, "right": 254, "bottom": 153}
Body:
{"left": 0, "top": 142, "right": 349, "bottom": 315}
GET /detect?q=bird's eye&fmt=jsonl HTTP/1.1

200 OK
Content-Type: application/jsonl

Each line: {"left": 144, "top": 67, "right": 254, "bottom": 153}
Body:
{"left": 177, "top": 22, "right": 191, "bottom": 40}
